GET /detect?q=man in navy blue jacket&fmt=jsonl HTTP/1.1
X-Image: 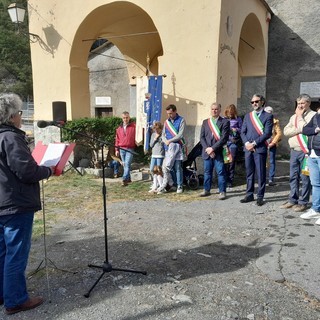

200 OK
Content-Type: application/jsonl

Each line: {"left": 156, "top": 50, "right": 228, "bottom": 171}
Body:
{"left": 240, "top": 94, "right": 273, "bottom": 206}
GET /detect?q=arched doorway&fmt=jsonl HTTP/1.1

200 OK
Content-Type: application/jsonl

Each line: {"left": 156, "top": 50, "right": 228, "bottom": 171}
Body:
{"left": 69, "top": 1, "right": 163, "bottom": 119}
{"left": 237, "top": 13, "right": 267, "bottom": 112}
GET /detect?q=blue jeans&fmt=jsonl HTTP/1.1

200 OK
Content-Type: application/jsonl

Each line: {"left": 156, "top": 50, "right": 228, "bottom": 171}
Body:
{"left": 109, "top": 160, "right": 120, "bottom": 174}
{"left": 307, "top": 157, "right": 320, "bottom": 212}
{"left": 173, "top": 160, "right": 183, "bottom": 187}
{"left": 0, "top": 212, "right": 34, "bottom": 308}
{"left": 268, "top": 146, "right": 277, "bottom": 182}
{"left": 203, "top": 157, "right": 226, "bottom": 193}
{"left": 119, "top": 148, "right": 134, "bottom": 181}
{"left": 288, "top": 150, "right": 311, "bottom": 205}
{"left": 149, "top": 157, "right": 164, "bottom": 173}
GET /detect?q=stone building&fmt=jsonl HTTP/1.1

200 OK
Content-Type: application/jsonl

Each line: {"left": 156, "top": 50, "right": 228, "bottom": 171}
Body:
{"left": 28, "top": 0, "right": 270, "bottom": 147}
{"left": 27, "top": 0, "right": 320, "bottom": 152}
{"left": 265, "top": 0, "right": 320, "bottom": 153}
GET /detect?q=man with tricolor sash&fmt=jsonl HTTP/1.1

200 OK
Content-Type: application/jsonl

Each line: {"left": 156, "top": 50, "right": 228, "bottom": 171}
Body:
{"left": 199, "top": 103, "right": 230, "bottom": 199}
{"left": 162, "top": 104, "right": 186, "bottom": 194}
{"left": 240, "top": 94, "right": 273, "bottom": 206}
{"left": 280, "top": 94, "right": 316, "bottom": 212}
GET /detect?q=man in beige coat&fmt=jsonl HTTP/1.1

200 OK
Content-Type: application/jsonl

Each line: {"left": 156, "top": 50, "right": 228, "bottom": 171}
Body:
{"left": 280, "top": 94, "right": 316, "bottom": 212}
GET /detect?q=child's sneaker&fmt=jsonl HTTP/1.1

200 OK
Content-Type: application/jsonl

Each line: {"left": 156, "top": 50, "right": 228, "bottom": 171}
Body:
{"left": 157, "top": 187, "right": 166, "bottom": 194}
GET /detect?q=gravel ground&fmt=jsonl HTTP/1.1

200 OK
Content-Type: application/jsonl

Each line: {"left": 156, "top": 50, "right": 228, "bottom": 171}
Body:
{"left": 2, "top": 161, "right": 320, "bottom": 320}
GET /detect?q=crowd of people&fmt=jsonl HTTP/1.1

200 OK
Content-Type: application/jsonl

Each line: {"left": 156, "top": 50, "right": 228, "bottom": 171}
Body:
{"left": 1, "top": 90, "right": 320, "bottom": 315}
{"left": 114, "top": 95, "right": 280, "bottom": 199}
{"left": 114, "top": 94, "right": 320, "bottom": 229}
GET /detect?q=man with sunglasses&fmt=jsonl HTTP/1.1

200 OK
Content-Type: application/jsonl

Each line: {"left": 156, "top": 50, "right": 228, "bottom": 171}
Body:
{"left": 240, "top": 94, "right": 273, "bottom": 206}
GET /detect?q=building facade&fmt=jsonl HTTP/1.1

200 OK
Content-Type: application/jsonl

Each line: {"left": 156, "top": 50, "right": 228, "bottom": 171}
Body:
{"left": 29, "top": 0, "right": 270, "bottom": 146}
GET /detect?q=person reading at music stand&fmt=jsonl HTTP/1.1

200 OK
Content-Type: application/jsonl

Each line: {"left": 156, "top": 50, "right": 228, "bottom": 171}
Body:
{"left": 0, "top": 93, "right": 55, "bottom": 315}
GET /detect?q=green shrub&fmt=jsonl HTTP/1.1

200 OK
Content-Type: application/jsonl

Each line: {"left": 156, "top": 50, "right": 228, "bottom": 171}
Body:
{"left": 62, "top": 117, "right": 149, "bottom": 165}
{"left": 62, "top": 117, "right": 122, "bottom": 163}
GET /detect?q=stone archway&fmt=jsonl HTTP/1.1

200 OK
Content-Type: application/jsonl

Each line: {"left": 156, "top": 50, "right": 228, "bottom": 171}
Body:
{"left": 237, "top": 13, "right": 267, "bottom": 112}
{"left": 69, "top": 1, "right": 163, "bottom": 119}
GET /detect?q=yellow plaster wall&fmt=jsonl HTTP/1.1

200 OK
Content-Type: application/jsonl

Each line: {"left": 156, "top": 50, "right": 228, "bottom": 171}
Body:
{"left": 217, "top": 0, "right": 270, "bottom": 109}
{"left": 28, "top": 0, "right": 222, "bottom": 125}
{"left": 28, "top": 0, "right": 269, "bottom": 127}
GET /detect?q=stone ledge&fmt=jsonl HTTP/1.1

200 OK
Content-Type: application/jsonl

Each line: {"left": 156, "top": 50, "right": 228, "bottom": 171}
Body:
{"left": 70, "top": 167, "right": 150, "bottom": 180}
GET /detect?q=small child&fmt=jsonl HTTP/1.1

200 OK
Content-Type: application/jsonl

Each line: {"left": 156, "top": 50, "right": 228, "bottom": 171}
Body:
{"left": 149, "top": 121, "right": 165, "bottom": 173}
{"left": 148, "top": 165, "right": 164, "bottom": 193}
{"left": 156, "top": 143, "right": 179, "bottom": 194}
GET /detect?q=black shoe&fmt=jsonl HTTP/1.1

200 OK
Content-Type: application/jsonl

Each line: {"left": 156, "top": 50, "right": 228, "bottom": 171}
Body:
{"left": 256, "top": 198, "right": 264, "bottom": 206}
{"left": 268, "top": 181, "right": 276, "bottom": 186}
{"left": 240, "top": 196, "right": 254, "bottom": 203}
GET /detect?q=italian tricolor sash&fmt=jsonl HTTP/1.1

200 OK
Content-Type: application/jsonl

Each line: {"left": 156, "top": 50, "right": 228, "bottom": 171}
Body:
{"left": 207, "top": 118, "right": 232, "bottom": 163}
{"left": 165, "top": 119, "right": 187, "bottom": 156}
{"left": 249, "top": 111, "right": 268, "bottom": 147}
{"left": 295, "top": 115, "right": 309, "bottom": 154}
{"left": 301, "top": 155, "right": 309, "bottom": 176}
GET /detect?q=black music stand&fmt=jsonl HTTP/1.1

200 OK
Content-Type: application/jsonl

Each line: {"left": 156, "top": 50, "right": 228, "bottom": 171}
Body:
{"left": 28, "top": 179, "right": 76, "bottom": 302}
{"left": 49, "top": 124, "right": 147, "bottom": 297}
{"left": 84, "top": 143, "right": 147, "bottom": 297}
{"left": 63, "top": 160, "right": 83, "bottom": 176}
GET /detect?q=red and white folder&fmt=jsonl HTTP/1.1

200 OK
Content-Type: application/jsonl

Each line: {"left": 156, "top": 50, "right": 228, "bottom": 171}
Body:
{"left": 32, "top": 141, "right": 76, "bottom": 176}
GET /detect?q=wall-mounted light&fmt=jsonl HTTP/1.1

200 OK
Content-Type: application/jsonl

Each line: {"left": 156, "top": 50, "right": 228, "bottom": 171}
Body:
{"left": 7, "top": 2, "right": 40, "bottom": 42}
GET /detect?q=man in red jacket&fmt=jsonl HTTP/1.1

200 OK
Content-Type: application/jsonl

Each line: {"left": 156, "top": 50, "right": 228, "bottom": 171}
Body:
{"left": 115, "top": 111, "right": 136, "bottom": 186}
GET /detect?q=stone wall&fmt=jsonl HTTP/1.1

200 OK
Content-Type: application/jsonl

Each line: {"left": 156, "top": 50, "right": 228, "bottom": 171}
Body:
{"left": 265, "top": 0, "right": 320, "bottom": 154}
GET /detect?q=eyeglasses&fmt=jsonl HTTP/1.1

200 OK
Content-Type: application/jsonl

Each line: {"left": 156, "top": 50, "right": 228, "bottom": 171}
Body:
{"left": 251, "top": 100, "right": 260, "bottom": 104}
{"left": 18, "top": 110, "right": 23, "bottom": 115}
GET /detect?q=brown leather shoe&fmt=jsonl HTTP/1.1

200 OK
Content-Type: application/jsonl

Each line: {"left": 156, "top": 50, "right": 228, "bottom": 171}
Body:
{"left": 279, "top": 201, "right": 295, "bottom": 209}
{"left": 293, "top": 204, "right": 307, "bottom": 212}
{"left": 5, "top": 296, "right": 44, "bottom": 315}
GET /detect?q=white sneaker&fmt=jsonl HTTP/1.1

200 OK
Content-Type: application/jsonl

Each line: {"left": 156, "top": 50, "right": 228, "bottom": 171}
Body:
{"left": 157, "top": 188, "right": 166, "bottom": 194}
{"left": 177, "top": 186, "right": 183, "bottom": 194}
{"left": 300, "top": 208, "right": 320, "bottom": 220}
{"left": 218, "top": 192, "right": 226, "bottom": 200}
{"left": 315, "top": 218, "right": 320, "bottom": 225}
{"left": 148, "top": 189, "right": 157, "bottom": 193}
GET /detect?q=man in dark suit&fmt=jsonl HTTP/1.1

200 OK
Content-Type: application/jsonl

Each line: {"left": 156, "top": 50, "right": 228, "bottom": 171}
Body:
{"left": 240, "top": 94, "right": 273, "bottom": 206}
{"left": 199, "top": 103, "right": 230, "bottom": 199}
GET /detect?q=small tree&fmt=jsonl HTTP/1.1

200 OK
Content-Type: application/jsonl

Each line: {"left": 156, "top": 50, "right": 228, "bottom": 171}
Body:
{"left": 62, "top": 117, "right": 123, "bottom": 165}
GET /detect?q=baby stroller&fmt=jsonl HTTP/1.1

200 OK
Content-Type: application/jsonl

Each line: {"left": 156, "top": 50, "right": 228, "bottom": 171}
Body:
{"left": 183, "top": 141, "right": 203, "bottom": 190}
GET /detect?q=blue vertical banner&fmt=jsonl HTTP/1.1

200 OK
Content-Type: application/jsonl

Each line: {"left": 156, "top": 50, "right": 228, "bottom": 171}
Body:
{"left": 144, "top": 75, "right": 163, "bottom": 153}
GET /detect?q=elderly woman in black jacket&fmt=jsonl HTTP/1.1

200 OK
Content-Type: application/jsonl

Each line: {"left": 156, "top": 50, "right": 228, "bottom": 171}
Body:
{"left": 0, "top": 93, "right": 54, "bottom": 315}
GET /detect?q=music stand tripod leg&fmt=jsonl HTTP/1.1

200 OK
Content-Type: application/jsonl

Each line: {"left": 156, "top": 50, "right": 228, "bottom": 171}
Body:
{"left": 84, "top": 262, "right": 147, "bottom": 298}
{"left": 63, "top": 161, "right": 83, "bottom": 176}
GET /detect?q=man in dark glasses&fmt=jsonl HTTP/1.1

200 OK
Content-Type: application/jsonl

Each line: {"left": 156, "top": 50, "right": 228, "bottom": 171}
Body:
{"left": 240, "top": 94, "right": 273, "bottom": 206}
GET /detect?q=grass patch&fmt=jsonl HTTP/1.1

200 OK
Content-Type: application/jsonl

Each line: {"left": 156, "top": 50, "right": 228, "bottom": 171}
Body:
{"left": 31, "top": 170, "right": 248, "bottom": 238}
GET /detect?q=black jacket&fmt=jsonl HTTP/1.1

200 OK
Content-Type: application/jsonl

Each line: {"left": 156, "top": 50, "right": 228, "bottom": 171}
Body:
{"left": 200, "top": 116, "right": 230, "bottom": 160}
{"left": 302, "top": 114, "right": 320, "bottom": 156}
{"left": 0, "top": 125, "right": 52, "bottom": 216}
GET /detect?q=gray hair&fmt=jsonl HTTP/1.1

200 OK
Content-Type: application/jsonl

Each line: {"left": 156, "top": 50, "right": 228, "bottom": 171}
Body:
{"left": 0, "top": 93, "right": 22, "bottom": 125}
{"left": 211, "top": 102, "right": 221, "bottom": 109}
{"left": 297, "top": 93, "right": 311, "bottom": 103}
